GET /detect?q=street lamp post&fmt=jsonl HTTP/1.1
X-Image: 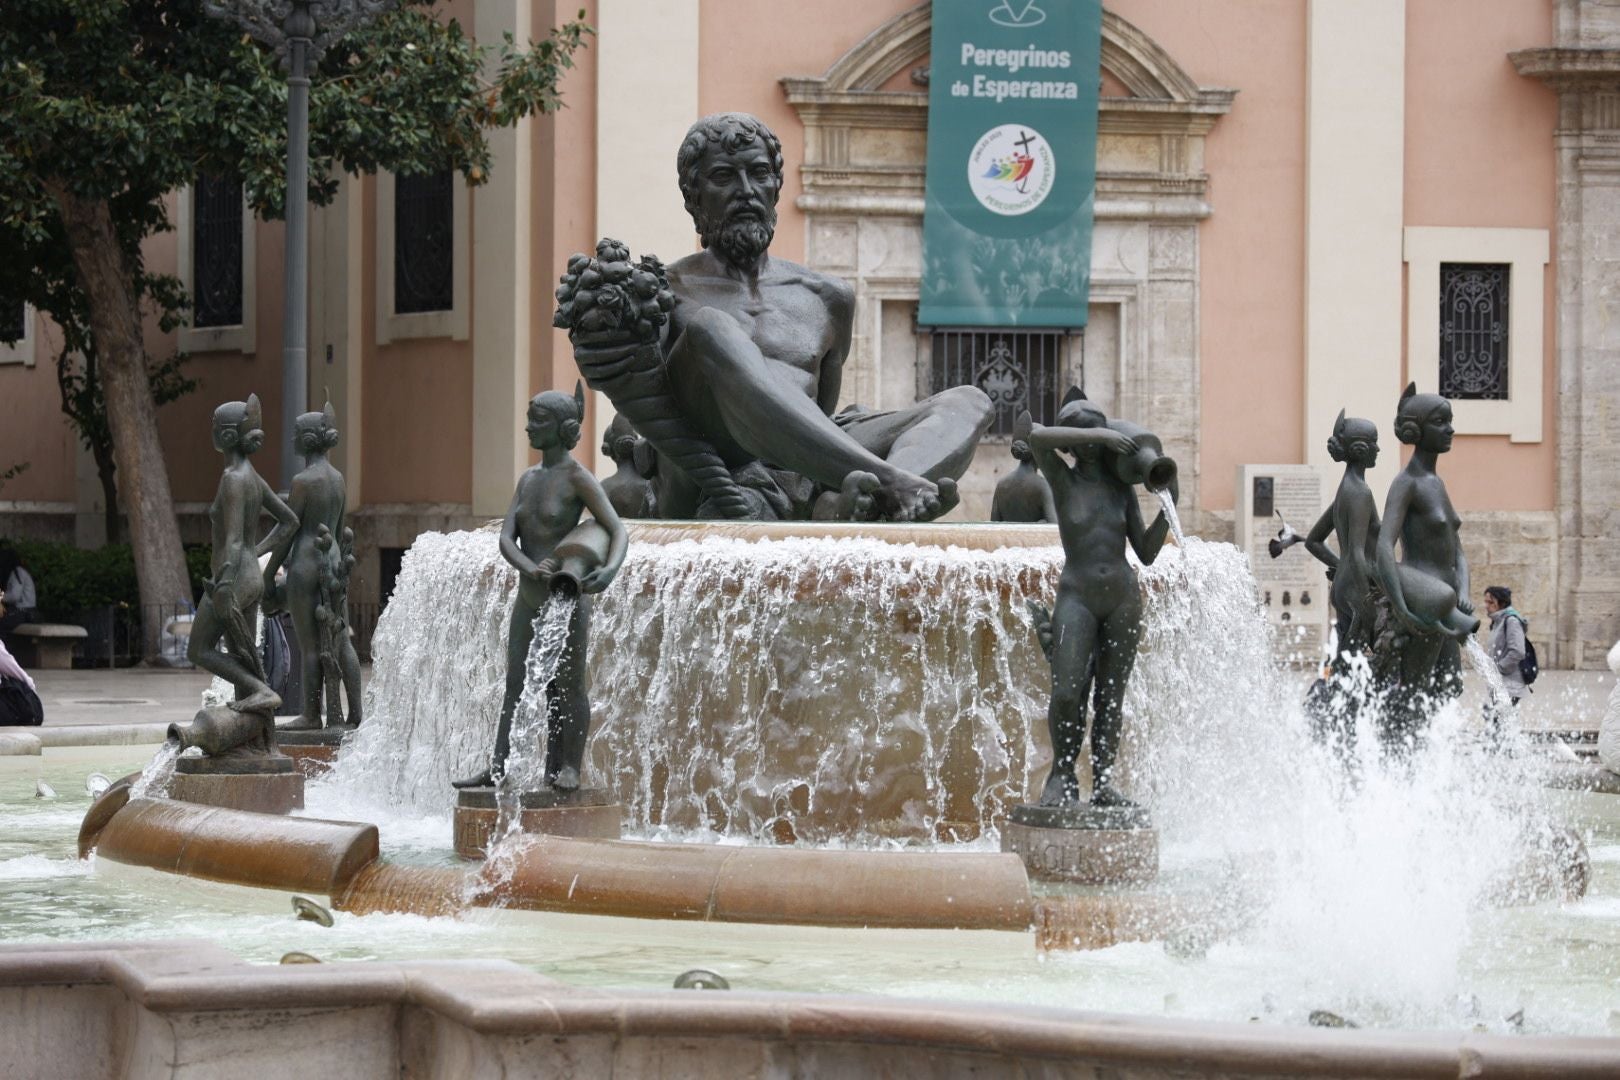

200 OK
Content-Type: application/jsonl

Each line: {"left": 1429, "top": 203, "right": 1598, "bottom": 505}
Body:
{"left": 204, "top": 0, "right": 397, "bottom": 488}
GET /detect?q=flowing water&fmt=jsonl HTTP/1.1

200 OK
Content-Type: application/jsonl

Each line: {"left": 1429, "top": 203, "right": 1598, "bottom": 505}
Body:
{"left": 482, "top": 594, "right": 579, "bottom": 892}
{"left": 1155, "top": 488, "right": 1186, "bottom": 548}
{"left": 331, "top": 527, "right": 1069, "bottom": 840}
{"left": 129, "top": 740, "right": 179, "bottom": 800}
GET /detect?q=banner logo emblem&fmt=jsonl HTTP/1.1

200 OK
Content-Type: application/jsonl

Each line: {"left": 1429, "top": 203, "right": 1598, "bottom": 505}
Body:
{"left": 989, "top": 1, "right": 1046, "bottom": 28}
{"left": 967, "top": 124, "right": 1055, "bottom": 216}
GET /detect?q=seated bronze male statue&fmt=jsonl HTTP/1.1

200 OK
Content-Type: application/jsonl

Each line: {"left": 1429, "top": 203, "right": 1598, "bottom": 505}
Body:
{"left": 555, "top": 113, "right": 993, "bottom": 522}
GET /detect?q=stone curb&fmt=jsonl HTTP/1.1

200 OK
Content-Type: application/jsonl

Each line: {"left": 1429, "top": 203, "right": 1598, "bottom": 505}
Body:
{"left": 0, "top": 732, "right": 42, "bottom": 756}
{"left": 33, "top": 724, "right": 173, "bottom": 748}
{"left": 0, "top": 941, "right": 1617, "bottom": 1078}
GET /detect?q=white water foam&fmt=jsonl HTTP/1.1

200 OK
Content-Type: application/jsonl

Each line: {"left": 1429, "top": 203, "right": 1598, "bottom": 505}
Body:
{"left": 0, "top": 855, "right": 92, "bottom": 881}
{"left": 321, "top": 523, "right": 1578, "bottom": 1021}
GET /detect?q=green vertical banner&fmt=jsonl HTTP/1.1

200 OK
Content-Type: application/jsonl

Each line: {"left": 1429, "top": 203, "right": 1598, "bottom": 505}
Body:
{"left": 920, "top": 0, "right": 1102, "bottom": 328}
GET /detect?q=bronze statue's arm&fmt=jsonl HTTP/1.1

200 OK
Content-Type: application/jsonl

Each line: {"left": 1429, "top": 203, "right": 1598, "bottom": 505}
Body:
{"left": 1375, "top": 477, "right": 1426, "bottom": 631}
{"left": 1340, "top": 493, "right": 1375, "bottom": 585}
{"left": 1126, "top": 486, "right": 1170, "bottom": 565}
{"left": 498, "top": 477, "right": 541, "bottom": 579}
{"left": 573, "top": 466, "right": 629, "bottom": 594}
{"left": 1453, "top": 529, "right": 1472, "bottom": 616}
{"left": 261, "top": 477, "right": 308, "bottom": 583}
{"left": 1028, "top": 425, "right": 1137, "bottom": 457}
{"left": 255, "top": 481, "right": 299, "bottom": 559}
{"left": 815, "top": 281, "right": 854, "bottom": 417}
{"left": 1017, "top": 414, "right": 1073, "bottom": 496}
{"left": 1303, "top": 505, "right": 1339, "bottom": 573}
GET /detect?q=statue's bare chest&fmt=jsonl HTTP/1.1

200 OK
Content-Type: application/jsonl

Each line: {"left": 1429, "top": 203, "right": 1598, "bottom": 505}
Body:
{"left": 675, "top": 282, "right": 834, "bottom": 370}
{"left": 514, "top": 470, "right": 578, "bottom": 538}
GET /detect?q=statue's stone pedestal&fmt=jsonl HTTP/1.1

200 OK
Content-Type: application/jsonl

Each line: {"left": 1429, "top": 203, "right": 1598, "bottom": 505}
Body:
{"left": 1000, "top": 803, "right": 1158, "bottom": 886}
{"left": 170, "top": 755, "right": 304, "bottom": 815}
{"left": 453, "top": 786, "right": 622, "bottom": 859}
{"left": 275, "top": 724, "right": 357, "bottom": 778}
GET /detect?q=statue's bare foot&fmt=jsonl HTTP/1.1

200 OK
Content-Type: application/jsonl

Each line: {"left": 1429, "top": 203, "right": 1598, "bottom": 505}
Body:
{"left": 550, "top": 766, "right": 581, "bottom": 792}
{"left": 1037, "top": 769, "right": 1081, "bottom": 807}
{"left": 815, "top": 471, "right": 882, "bottom": 521}
{"left": 452, "top": 768, "right": 500, "bottom": 790}
{"left": 229, "top": 689, "right": 281, "bottom": 715}
{"left": 878, "top": 471, "right": 941, "bottom": 523}
{"left": 278, "top": 715, "right": 323, "bottom": 732}
{"left": 920, "top": 477, "right": 959, "bottom": 522}
{"left": 1090, "top": 783, "right": 1139, "bottom": 809}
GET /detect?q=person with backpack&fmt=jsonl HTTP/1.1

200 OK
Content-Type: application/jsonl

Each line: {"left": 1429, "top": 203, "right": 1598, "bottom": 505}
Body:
{"left": 1483, "top": 585, "right": 1535, "bottom": 707}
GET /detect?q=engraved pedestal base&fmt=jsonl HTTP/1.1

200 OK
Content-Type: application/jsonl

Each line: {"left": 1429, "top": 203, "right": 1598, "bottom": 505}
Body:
{"left": 170, "top": 755, "right": 304, "bottom": 815}
{"left": 275, "top": 724, "right": 358, "bottom": 778}
{"left": 453, "top": 787, "right": 622, "bottom": 859}
{"left": 1000, "top": 803, "right": 1158, "bottom": 885}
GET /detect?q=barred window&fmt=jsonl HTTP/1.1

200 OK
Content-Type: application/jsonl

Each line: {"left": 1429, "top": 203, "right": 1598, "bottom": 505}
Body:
{"left": 193, "top": 175, "right": 244, "bottom": 328}
{"left": 929, "top": 328, "right": 1074, "bottom": 436}
{"left": 0, "top": 301, "right": 23, "bottom": 343}
{"left": 393, "top": 171, "right": 454, "bottom": 314}
{"left": 1439, "top": 262, "right": 1509, "bottom": 400}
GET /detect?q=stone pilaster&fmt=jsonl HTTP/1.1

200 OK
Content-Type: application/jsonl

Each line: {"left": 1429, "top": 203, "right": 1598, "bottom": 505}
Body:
{"left": 1513, "top": 0, "right": 1620, "bottom": 667}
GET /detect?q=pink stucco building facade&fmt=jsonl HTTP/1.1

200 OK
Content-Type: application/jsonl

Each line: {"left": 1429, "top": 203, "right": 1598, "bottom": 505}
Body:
{"left": 2, "top": 0, "right": 1615, "bottom": 666}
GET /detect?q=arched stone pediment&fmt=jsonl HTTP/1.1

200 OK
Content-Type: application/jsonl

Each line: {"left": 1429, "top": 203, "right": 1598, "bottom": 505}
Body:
{"left": 795, "top": 1, "right": 1231, "bottom": 107}
{"left": 782, "top": 3, "right": 1235, "bottom": 219}
{"left": 816, "top": 2, "right": 932, "bottom": 93}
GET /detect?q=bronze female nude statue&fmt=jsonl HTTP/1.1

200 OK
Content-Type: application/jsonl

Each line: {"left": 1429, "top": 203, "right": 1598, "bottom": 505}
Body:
{"left": 991, "top": 436, "right": 1058, "bottom": 523}
{"left": 1303, "top": 410, "right": 1382, "bottom": 665}
{"left": 1022, "top": 396, "right": 1176, "bottom": 808}
{"left": 188, "top": 394, "right": 298, "bottom": 716}
{"left": 455, "top": 383, "right": 629, "bottom": 791}
{"left": 1375, "top": 384, "right": 1479, "bottom": 737}
{"left": 263, "top": 401, "right": 362, "bottom": 730}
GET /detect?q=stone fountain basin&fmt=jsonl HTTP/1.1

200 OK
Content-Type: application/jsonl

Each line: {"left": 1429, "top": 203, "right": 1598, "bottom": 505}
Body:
{"left": 3, "top": 939, "right": 1617, "bottom": 1080}
{"left": 5, "top": 747, "right": 1620, "bottom": 1066}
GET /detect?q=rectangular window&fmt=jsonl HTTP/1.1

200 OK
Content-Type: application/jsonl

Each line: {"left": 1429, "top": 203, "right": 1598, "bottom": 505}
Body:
{"left": 192, "top": 174, "right": 244, "bottom": 328}
{"left": 393, "top": 170, "right": 454, "bottom": 314}
{"left": 1438, "top": 262, "right": 1510, "bottom": 401}
{"left": 929, "top": 328, "right": 1074, "bottom": 436}
{"left": 0, "top": 301, "right": 23, "bottom": 343}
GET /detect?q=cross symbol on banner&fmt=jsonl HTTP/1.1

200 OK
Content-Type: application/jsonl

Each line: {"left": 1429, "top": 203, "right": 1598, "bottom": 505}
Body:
{"left": 1013, "top": 130, "right": 1037, "bottom": 192}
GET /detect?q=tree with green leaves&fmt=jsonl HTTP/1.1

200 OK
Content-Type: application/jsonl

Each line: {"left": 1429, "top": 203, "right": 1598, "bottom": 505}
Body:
{"left": 0, "top": 0, "right": 590, "bottom": 656}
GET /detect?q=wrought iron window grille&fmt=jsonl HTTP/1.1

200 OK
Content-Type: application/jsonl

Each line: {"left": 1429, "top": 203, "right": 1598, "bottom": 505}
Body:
{"left": 926, "top": 327, "right": 1081, "bottom": 436}
{"left": 393, "top": 171, "right": 454, "bottom": 315}
{"left": 193, "top": 175, "right": 244, "bottom": 329}
{"left": 1439, "top": 262, "right": 1510, "bottom": 401}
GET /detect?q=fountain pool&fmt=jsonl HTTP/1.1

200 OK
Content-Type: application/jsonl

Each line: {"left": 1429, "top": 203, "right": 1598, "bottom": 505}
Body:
{"left": 6, "top": 522, "right": 1620, "bottom": 1079}
{"left": 3, "top": 746, "right": 1620, "bottom": 1036}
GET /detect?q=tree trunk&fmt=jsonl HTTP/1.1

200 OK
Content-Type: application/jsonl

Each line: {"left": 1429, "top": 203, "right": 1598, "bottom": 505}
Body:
{"left": 46, "top": 182, "right": 191, "bottom": 661}
{"left": 82, "top": 351, "right": 122, "bottom": 545}
{"left": 94, "top": 440, "right": 121, "bottom": 546}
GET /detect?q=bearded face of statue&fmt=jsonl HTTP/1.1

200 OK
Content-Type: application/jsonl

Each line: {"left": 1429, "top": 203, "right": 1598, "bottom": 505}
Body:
{"left": 693, "top": 140, "right": 779, "bottom": 268}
